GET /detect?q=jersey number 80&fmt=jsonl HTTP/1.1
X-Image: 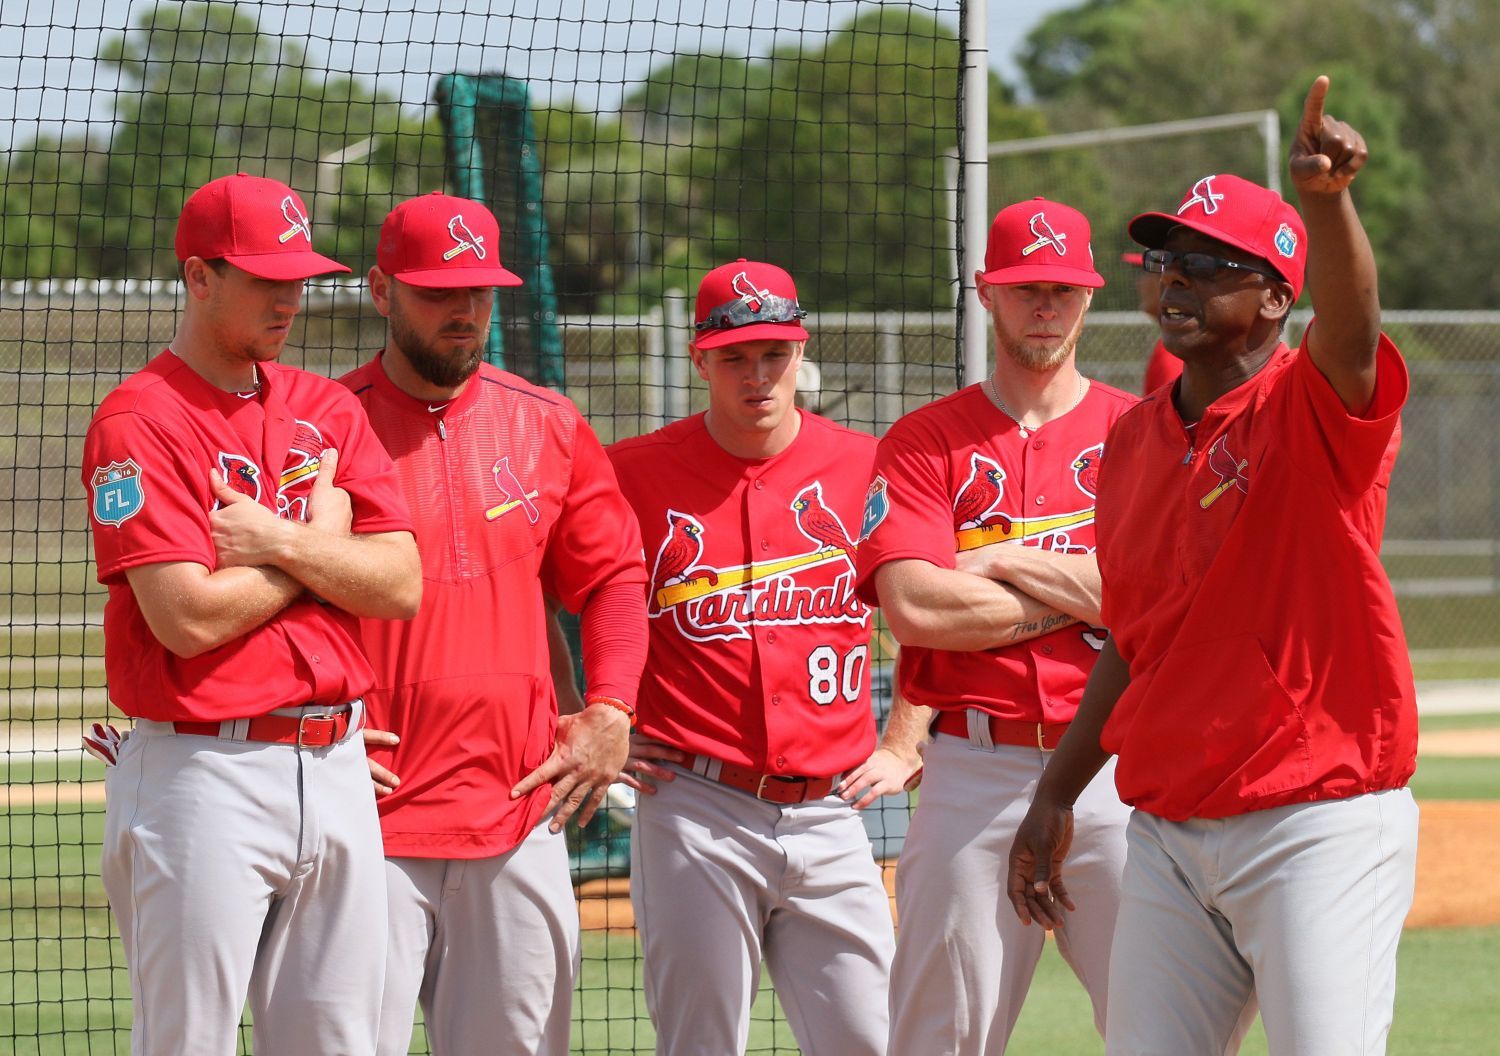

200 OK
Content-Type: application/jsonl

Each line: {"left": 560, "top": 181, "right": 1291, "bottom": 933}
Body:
{"left": 807, "top": 644, "right": 868, "bottom": 706}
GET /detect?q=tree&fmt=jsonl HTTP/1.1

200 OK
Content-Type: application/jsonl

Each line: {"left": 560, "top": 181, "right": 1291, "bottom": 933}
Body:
{"left": 1016, "top": 0, "right": 1485, "bottom": 308}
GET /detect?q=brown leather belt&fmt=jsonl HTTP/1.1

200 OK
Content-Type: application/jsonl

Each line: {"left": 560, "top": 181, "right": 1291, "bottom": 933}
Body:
{"left": 687, "top": 755, "right": 840, "bottom": 805}
{"left": 932, "top": 709, "right": 1070, "bottom": 751}
{"left": 173, "top": 705, "right": 356, "bottom": 749}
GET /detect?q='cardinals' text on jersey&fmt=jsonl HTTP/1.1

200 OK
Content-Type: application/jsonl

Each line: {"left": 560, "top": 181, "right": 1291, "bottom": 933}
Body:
{"left": 611, "top": 412, "right": 878, "bottom": 777}
{"left": 855, "top": 380, "right": 1136, "bottom": 724}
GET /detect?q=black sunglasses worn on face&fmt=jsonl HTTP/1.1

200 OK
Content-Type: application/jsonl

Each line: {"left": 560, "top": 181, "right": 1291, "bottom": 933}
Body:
{"left": 695, "top": 292, "right": 808, "bottom": 332}
{"left": 1142, "top": 248, "right": 1280, "bottom": 282}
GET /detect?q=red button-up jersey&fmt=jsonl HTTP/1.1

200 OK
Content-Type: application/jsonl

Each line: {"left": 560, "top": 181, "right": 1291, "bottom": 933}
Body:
{"left": 855, "top": 380, "right": 1137, "bottom": 722}
{"left": 83, "top": 351, "right": 413, "bottom": 722}
{"left": 343, "top": 356, "right": 648, "bottom": 858}
{"left": 609, "top": 412, "right": 877, "bottom": 778}
{"left": 1097, "top": 335, "right": 1415, "bottom": 821}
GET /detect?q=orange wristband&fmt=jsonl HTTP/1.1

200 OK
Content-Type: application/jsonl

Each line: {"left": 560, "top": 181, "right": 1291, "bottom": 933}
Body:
{"left": 587, "top": 695, "right": 636, "bottom": 730}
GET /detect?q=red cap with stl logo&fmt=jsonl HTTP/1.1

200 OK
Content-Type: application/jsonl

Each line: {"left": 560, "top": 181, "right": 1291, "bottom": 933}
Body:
{"left": 175, "top": 173, "right": 349, "bottom": 279}
{"left": 981, "top": 197, "right": 1105, "bottom": 288}
{"left": 693, "top": 259, "right": 810, "bottom": 350}
{"left": 377, "top": 191, "right": 524, "bottom": 288}
{"left": 1129, "top": 173, "right": 1307, "bottom": 297}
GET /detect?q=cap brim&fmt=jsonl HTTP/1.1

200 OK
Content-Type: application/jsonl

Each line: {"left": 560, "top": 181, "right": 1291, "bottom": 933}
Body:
{"left": 693, "top": 321, "right": 811, "bottom": 350}
{"left": 979, "top": 263, "right": 1104, "bottom": 288}
{"left": 223, "top": 251, "right": 351, "bottom": 279}
{"left": 1128, "top": 211, "right": 1294, "bottom": 287}
{"left": 395, "top": 266, "right": 525, "bottom": 289}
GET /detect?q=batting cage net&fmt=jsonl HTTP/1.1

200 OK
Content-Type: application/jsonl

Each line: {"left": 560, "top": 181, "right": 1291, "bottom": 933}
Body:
{"left": 3, "top": 2, "right": 1498, "bottom": 1055}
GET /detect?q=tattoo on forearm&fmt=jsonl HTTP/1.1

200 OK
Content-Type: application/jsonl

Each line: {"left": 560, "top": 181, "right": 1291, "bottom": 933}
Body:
{"left": 1008, "top": 612, "right": 1078, "bottom": 641}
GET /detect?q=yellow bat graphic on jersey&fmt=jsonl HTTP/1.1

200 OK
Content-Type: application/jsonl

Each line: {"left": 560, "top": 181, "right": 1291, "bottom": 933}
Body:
{"left": 279, "top": 459, "right": 321, "bottom": 490}
{"left": 654, "top": 549, "right": 848, "bottom": 610}
{"left": 954, "top": 509, "right": 1096, "bottom": 552}
{"left": 486, "top": 491, "right": 541, "bottom": 521}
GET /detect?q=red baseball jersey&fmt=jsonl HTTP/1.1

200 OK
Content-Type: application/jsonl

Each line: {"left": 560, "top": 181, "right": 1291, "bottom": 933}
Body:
{"left": 609, "top": 412, "right": 878, "bottom": 778}
{"left": 82, "top": 350, "right": 413, "bottom": 722}
{"left": 855, "top": 380, "right": 1137, "bottom": 722}
{"left": 1096, "top": 334, "right": 1415, "bottom": 821}
{"left": 1142, "top": 339, "right": 1182, "bottom": 395}
{"left": 343, "top": 356, "right": 648, "bottom": 858}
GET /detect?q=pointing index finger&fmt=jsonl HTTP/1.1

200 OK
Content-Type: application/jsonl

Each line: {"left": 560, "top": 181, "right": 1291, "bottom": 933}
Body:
{"left": 1301, "top": 75, "right": 1330, "bottom": 137}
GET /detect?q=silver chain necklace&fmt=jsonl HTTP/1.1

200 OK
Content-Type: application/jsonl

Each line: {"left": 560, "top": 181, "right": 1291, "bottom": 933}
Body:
{"left": 982, "top": 374, "right": 1087, "bottom": 438}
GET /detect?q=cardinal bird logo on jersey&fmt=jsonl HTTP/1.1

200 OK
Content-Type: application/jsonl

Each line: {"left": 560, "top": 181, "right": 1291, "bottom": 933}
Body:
{"left": 1200, "top": 435, "right": 1250, "bottom": 509}
{"left": 650, "top": 486, "right": 867, "bottom": 643}
{"left": 650, "top": 512, "right": 719, "bottom": 611}
{"left": 216, "top": 452, "right": 263, "bottom": 505}
{"left": 1071, "top": 443, "right": 1104, "bottom": 498}
{"left": 277, "top": 418, "right": 325, "bottom": 522}
{"left": 487, "top": 457, "right": 541, "bottom": 524}
{"left": 953, "top": 452, "right": 1010, "bottom": 531}
{"left": 792, "top": 483, "right": 853, "bottom": 556}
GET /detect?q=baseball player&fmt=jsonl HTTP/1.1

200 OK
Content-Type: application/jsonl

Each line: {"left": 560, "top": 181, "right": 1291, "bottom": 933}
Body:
{"left": 609, "top": 259, "right": 896, "bottom": 1056}
{"left": 81, "top": 173, "right": 422, "bottom": 1054}
{"left": 852, "top": 198, "right": 1137, "bottom": 1054}
{"left": 1123, "top": 251, "right": 1183, "bottom": 393}
{"left": 340, "top": 192, "right": 650, "bottom": 1056}
{"left": 1009, "top": 77, "right": 1419, "bottom": 1055}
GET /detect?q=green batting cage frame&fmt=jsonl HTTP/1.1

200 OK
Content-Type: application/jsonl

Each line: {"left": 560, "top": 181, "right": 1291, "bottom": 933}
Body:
{"left": 435, "top": 72, "right": 565, "bottom": 388}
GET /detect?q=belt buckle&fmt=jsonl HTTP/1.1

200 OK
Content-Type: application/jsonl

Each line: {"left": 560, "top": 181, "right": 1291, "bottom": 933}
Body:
{"left": 297, "top": 711, "right": 340, "bottom": 749}
{"left": 1036, "top": 723, "right": 1046, "bottom": 751}
{"left": 756, "top": 774, "right": 775, "bottom": 801}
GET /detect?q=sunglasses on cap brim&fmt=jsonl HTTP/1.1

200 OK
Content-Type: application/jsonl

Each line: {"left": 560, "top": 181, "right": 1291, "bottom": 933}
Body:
{"left": 695, "top": 292, "right": 808, "bottom": 333}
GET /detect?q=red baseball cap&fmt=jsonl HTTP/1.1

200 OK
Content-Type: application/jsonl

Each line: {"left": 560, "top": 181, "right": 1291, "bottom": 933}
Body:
{"left": 693, "top": 259, "right": 810, "bottom": 350}
{"left": 1129, "top": 174, "right": 1307, "bottom": 297}
{"left": 377, "top": 192, "right": 523, "bottom": 288}
{"left": 980, "top": 198, "right": 1104, "bottom": 288}
{"left": 175, "top": 173, "right": 349, "bottom": 279}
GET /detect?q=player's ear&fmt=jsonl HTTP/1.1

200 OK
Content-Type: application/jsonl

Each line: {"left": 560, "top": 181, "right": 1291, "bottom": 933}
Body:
{"left": 181, "top": 257, "right": 215, "bottom": 301}
{"left": 687, "top": 340, "right": 710, "bottom": 381}
{"left": 368, "top": 266, "right": 394, "bottom": 318}
{"left": 975, "top": 274, "right": 994, "bottom": 309}
{"left": 1259, "top": 279, "right": 1295, "bottom": 324}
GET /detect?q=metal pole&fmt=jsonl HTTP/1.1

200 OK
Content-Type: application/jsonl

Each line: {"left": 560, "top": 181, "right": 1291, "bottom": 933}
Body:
{"left": 663, "top": 289, "right": 691, "bottom": 421}
{"left": 1261, "top": 108, "right": 1282, "bottom": 195}
{"left": 959, "top": 0, "right": 990, "bottom": 387}
{"left": 641, "top": 305, "right": 666, "bottom": 432}
{"left": 877, "top": 325, "right": 903, "bottom": 432}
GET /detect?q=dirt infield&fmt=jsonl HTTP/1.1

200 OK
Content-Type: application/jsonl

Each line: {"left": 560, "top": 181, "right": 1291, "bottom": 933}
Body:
{"left": 578, "top": 798, "right": 1500, "bottom": 932}
{"left": 17, "top": 755, "right": 1500, "bottom": 931}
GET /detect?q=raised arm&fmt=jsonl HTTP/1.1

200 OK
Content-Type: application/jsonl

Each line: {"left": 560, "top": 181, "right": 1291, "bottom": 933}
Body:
{"left": 1291, "top": 74, "right": 1382, "bottom": 413}
{"left": 875, "top": 558, "right": 1077, "bottom": 652}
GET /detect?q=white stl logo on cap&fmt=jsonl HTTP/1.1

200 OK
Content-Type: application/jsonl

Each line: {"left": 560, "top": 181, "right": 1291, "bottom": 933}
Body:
{"left": 444, "top": 215, "right": 487, "bottom": 261}
{"left": 279, "top": 196, "right": 311, "bottom": 244}
{"left": 1179, "top": 175, "right": 1224, "bottom": 216}
{"left": 1022, "top": 212, "right": 1067, "bottom": 257}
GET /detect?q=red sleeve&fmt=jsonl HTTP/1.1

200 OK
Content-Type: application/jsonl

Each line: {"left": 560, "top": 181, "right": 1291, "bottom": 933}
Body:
{"left": 1288, "top": 328, "right": 1408, "bottom": 498}
{"left": 327, "top": 390, "right": 414, "bottom": 536}
{"left": 541, "top": 417, "right": 650, "bottom": 612}
{"left": 83, "top": 411, "right": 215, "bottom": 583}
{"left": 577, "top": 577, "right": 649, "bottom": 707}
{"left": 853, "top": 429, "right": 957, "bottom": 606}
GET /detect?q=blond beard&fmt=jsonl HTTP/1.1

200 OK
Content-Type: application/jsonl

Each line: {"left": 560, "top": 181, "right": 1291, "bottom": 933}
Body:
{"left": 998, "top": 310, "right": 1087, "bottom": 373}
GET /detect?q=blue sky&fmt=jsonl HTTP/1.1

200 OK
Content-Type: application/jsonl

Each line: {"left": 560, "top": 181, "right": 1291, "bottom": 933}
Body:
{"left": 0, "top": 0, "right": 1075, "bottom": 149}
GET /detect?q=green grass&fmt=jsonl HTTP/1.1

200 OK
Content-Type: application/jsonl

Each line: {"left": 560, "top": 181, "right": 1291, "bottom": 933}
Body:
{"left": 1419, "top": 711, "right": 1500, "bottom": 733}
{"left": 1409, "top": 757, "right": 1500, "bottom": 801}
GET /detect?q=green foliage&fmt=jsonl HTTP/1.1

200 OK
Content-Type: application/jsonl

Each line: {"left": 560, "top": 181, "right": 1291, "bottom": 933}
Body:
{"left": 1018, "top": 0, "right": 1493, "bottom": 309}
